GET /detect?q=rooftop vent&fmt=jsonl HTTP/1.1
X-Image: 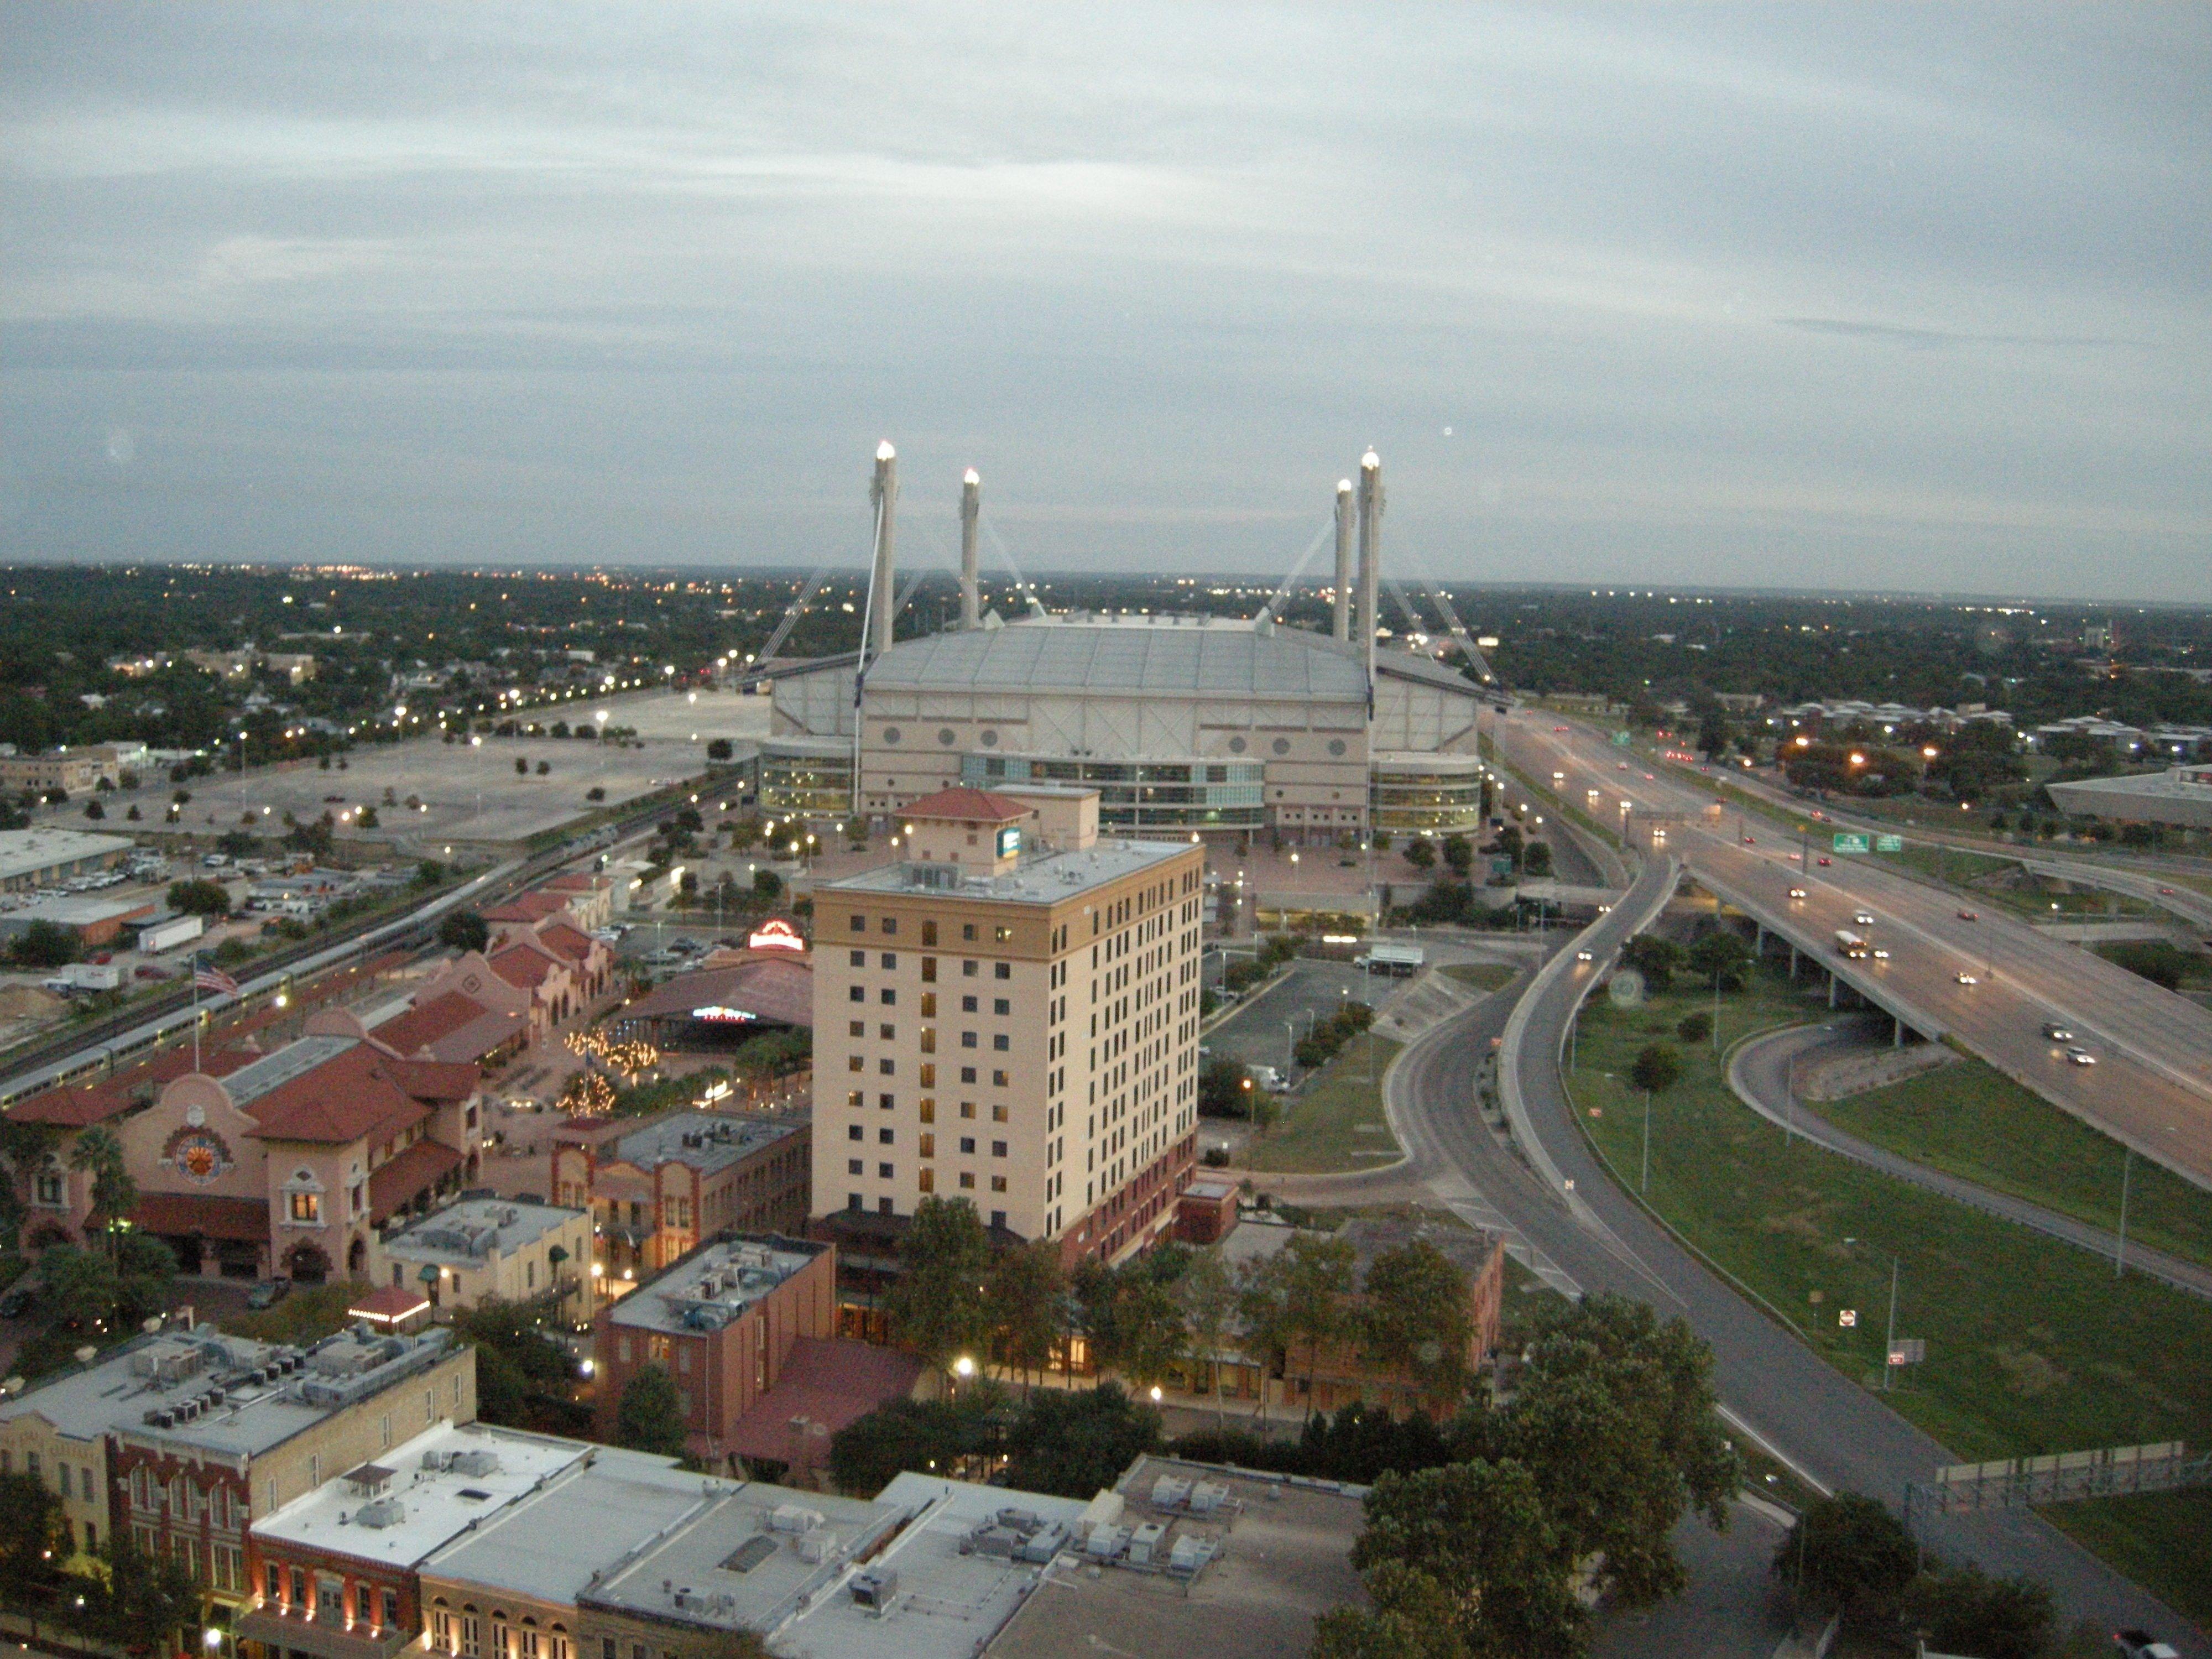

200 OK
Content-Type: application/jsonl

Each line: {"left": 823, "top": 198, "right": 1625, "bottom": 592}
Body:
{"left": 353, "top": 1497, "right": 406, "bottom": 1529}
{"left": 849, "top": 1568, "right": 898, "bottom": 1610}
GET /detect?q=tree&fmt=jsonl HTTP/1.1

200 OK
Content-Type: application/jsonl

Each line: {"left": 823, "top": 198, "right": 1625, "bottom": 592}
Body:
{"left": 1198, "top": 1056, "right": 1254, "bottom": 1118}
{"left": 1312, "top": 1562, "right": 1475, "bottom": 1659}
{"left": 9, "top": 920, "right": 80, "bottom": 968}
{"left": 1402, "top": 838, "right": 1436, "bottom": 872}
{"left": 167, "top": 878, "right": 232, "bottom": 919}
{"left": 706, "top": 737, "right": 734, "bottom": 761}
{"left": 753, "top": 867, "right": 783, "bottom": 902}
{"left": 1468, "top": 1293, "right": 1738, "bottom": 1608}
{"left": 1773, "top": 1493, "right": 1919, "bottom": 1622}
{"left": 1619, "top": 935, "right": 1681, "bottom": 991}
{"left": 1687, "top": 927, "right": 1754, "bottom": 989}
{"left": 86, "top": 1530, "right": 202, "bottom": 1656}
{"left": 989, "top": 1239, "right": 1065, "bottom": 1392}
{"left": 1100, "top": 1265, "right": 1186, "bottom": 1389}
{"left": 1903, "top": 1564, "right": 2053, "bottom": 1659}
{"left": 69, "top": 1127, "right": 135, "bottom": 1256}
{"left": 615, "top": 1364, "right": 690, "bottom": 1457}
{"left": 439, "top": 910, "right": 491, "bottom": 953}
{"left": 1176, "top": 1249, "right": 1241, "bottom": 1430}
{"left": 0, "top": 1469, "right": 69, "bottom": 1626}
{"left": 1001, "top": 1381, "right": 1162, "bottom": 1498}
{"left": 1676, "top": 1011, "right": 1712, "bottom": 1045}
{"left": 357, "top": 805, "right": 380, "bottom": 828}
{"left": 38, "top": 1244, "right": 120, "bottom": 1329}
{"left": 514, "top": 755, "right": 529, "bottom": 775}
{"left": 82, "top": 799, "right": 105, "bottom": 821}
{"left": 1521, "top": 840, "right": 1552, "bottom": 878}
{"left": 1359, "top": 1238, "right": 1475, "bottom": 1401}
{"left": 1243, "top": 1232, "right": 1356, "bottom": 1419}
{"left": 1441, "top": 833, "right": 1474, "bottom": 877}
{"left": 1350, "top": 1459, "right": 1583, "bottom": 1658}
{"left": 884, "top": 1196, "right": 993, "bottom": 1374}
{"left": 1630, "top": 1042, "right": 1681, "bottom": 1094}
{"left": 828, "top": 1394, "right": 997, "bottom": 1495}
{"left": 217, "top": 828, "right": 258, "bottom": 858}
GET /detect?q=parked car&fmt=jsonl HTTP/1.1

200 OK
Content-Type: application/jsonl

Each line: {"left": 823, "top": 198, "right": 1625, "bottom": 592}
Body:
{"left": 246, "top": 1277, "right": 291, "bottom": 1310}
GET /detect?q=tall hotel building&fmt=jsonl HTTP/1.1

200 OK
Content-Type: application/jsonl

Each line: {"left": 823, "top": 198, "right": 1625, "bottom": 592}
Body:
{"left": 811, "top": 785, "right": 1204, "bottom": 1266}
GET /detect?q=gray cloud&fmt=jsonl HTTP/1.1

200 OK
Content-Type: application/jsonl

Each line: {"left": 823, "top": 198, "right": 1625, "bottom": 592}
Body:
{"left": 1, "top": 2, "right": 2206, "bottom": 598}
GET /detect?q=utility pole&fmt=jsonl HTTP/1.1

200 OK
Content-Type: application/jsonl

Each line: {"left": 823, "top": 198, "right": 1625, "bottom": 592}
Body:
{"left": 2115, "top": 1147, "right": 2134, "bottom": 1280}
{"left": 1640, "top": 1089, "right": 1652, "bottom": 1193}
{"left": 1882, "top": 1254, "right": 1900, "bottom": 1391}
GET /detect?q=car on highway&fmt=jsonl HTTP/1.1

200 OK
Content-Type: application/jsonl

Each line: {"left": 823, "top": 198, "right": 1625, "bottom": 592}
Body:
{"left": 1788, "top": 886, "right": 1808, "bottom": 899}
{"left": 2065, "top": 1047, "right": 2097, "bottom": 1066}
{"left": 2042, "top": 1021, "right": 2075, "bottom": 1041}
{"left": 1552, "top": 725, "right": 1569, "bottom": 733}
{"left": 1954, "top": 972, "right": 1979, "bottom": 985}
{"left": 2157, "top": 886, "right": 2177, "bottom": 896}
{"left": 1617, "top": 761, "right": 1629, "bottom": 770}
{"left": 246, "top": 1276, "right": 292, "bottom": 1310}
{"left": 2114, "top": 1627, "right": 2180, "bottom": 1659}
{"left": 1957, "top": 909, "right": 1979, "bottom": 920}
{"left": 1871, "top": 947, "right": 1890, "bottom": 959}
{"left": 1853, "top": 911, "right": 1875, "bottom": 925}
{"left": 1575, "top": 949, "right": 1593, "bottom": 962}
{"left": 1740, "top": 833, "right": 1755, "bottom": 844}
{"left": 1816, "top": 855, "right": 1832, "bottom": 866}
{"left": 1809, "top": 810, "right": 1827, "bottom": 821}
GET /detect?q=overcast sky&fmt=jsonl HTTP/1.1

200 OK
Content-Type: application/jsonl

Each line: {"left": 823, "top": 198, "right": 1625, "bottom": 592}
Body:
{"left": 3, "top": 3, "right": 2207, "bottom": 599}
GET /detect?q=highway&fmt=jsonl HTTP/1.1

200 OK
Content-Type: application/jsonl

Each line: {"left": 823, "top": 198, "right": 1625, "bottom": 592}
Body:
{"left": 1490, "top": 711, "right": 2212, "bottom": 1190}
{"left": 1375, "top": 860, "right": 2208, "bottom": 1652}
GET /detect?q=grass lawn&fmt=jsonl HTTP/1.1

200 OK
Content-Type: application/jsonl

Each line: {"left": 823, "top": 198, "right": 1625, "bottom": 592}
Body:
{"left": 1818, "top": 1057, "right": 2212, "bottom": 1271}
{"left": 1567, "top": 972, "right": 2212, "bottom": 1621}
{"left": 1442, "top": 962, "right": 1518, "bottom": 994}
{"left": 1241, "top": 1033, "right": 1403, "bottom": 1174}
{"left": 1873, "top": 843, "right": 2017, "bottom": 888}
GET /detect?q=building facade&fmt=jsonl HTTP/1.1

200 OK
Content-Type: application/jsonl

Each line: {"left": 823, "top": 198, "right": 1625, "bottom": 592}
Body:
{"left": 371, "top": 1197, "right": 595, "bottom": 1324}
{"left": 550, "top": 1111, "right": 810, "bottom": 1284}
{"left": 809, "top": 786, "right": 1204, "bottom": 1269}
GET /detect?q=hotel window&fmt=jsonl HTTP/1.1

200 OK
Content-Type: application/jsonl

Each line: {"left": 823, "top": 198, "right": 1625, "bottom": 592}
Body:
{"left": 919, "top": 1063, "right": 936, "bottom": 1087}
{"left": 961, "top": 1067, "right": 976, "bottom": 1083}
{"left": 878, "top": 1022, "right": 896, "bottom": 1040}
{"left": 918, "top": 1028, "right": 935, "bottom": 1052}
{"left": 961, "top": 995, "right": 978, "bottom": 1013}
{"left": 847, "top": 1125, "right": 863, "bottom": 1142}
{"left": 384, "top": 1589, "right": 401, "bottom": 1631}
{"left": 993, "top": 1070, "right": 1009, "bottom": 1087}
{"left": 991, "top": 1141, "right": 1007, "bottom": 1157}
{"left": 849, "top": 914, "right": 866, "bottom": 932}
{"left": 992, "top": 1104, "right": 1009, "bottom": 1123}
{"left": 920, "top": 992, "right": 936, "bottom": 1016}
{"left": 963, "top": 958, "right": 978, "bottom": 975}
{"left": 993, "top": 1035, "right": 1009, "bottom": 1051}
{"left": 880, "top": 988, "right": 896, "bottom": 1005}
{"left": 877, "top": 1128, "right": 894, "bottom": 1145}
{"left": 990, "top": 1175, "right": 1009, "bottom": 1193}
{"left": 846, "top": 1091, "right": 863, "bottom": 1107}
{"left": 958, "top": 1172, "right": 975, "bottom": 1190}
{"left": 959, "top": 1102, "right": 976, "bottom": 1119}
{"left": 848, "top": 1160, "right": 863, "bottom": 1176}
{"left": 877, "top": 1162, "right": 894, "bottom": 1179}
{"left": 960, "top": 1032, "right": 977, "bottom": 1049}
{"left": 919, "top": 1099, "right": 935, "bottom": 1123}
{"left": 993, "top": 998, "right": 1010, "bottom": 1015}
{"left": 847, "top": 1056, "right": 864, "bottom": 1072}
{"left": 921, "top": 957, "right": 937, "bottom": 983}
{"left": 848, "top": 1020, "right": 864, "bottom": 1037}
{"left": 921, "top": 920, "right": 938, "bottom": 946}
{"left": 959, "top": 1136, "right": 975, "bottom": 1154}
{"left": 848, "top": 948, "right": 865, "bottom": 966}
{"left": 879, "top": 1093, "right": 895, "bottom": 1109}
{"left": 878, "top": 1058, "right": 894, "bottom": 1076}
{"left": 917, "top": 1168, "right": 935, "bottom": 1193}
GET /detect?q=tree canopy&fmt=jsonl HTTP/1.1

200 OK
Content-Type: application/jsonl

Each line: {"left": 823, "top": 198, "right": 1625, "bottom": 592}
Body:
{"left": 438, "top": 910, "right": 491, "bottom": 953}
{"left": 884, "top": 1196, "right": 993, "bottom": 1373}
{"left": 1772, "top": 1493, "right": 1918, "bottom": 1621}
{"left": 615, "top": 1364, "right": 690, "bottom": 1458}
{"left": 1000, "top": 1381, "right": 1163, "bottom": 1499}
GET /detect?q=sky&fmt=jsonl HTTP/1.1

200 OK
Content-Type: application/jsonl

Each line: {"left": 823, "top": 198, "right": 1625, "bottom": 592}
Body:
{"left": 2, "top": 3, "right": 2208, "bottom": 599}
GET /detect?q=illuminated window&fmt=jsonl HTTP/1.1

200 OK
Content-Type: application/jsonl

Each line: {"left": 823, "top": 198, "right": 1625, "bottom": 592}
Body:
{"left": 288, "top": 1191, "right": 320, "bottom": 1223}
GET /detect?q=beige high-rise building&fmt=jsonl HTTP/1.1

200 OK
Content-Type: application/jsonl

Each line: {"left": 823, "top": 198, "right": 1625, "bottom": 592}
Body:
{"left": 811, "top": 784, "right": 1204, "bottom": 1266}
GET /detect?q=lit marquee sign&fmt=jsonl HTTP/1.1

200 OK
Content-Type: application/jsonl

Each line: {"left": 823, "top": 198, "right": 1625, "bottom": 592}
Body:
{"left": 747, "top": 919, "right": 807, "bottom": 953}
{"left": 690, "top": 1005, "right": 759, "bottom": 1024}
{"left": 995, "top": 825, "right": 1022, "bottom": 859}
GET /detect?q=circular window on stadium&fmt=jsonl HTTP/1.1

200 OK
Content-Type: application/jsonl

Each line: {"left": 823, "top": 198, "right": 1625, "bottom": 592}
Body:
{"left": 1328, "top": 738, "right": 1347, "bottom": 757}
{"left": 937, "top": 728, "right": 956, "bottom": 746}
{"left": 1228, "top": 737, "right": 1247, "bottom": 754}
{"left": 1272, "top": 737, "right": 1291, "bottom": 756}
{"left": 979, "top": 729, "right": 999, "bottom": 748}
{"left": 881, "top": 727, "right": 901, "bottom": 744}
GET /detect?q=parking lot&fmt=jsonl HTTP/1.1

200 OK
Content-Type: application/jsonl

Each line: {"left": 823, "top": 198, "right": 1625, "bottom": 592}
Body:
{"left": 1206, "top": 958, "right": 1391, "bottom": 1080}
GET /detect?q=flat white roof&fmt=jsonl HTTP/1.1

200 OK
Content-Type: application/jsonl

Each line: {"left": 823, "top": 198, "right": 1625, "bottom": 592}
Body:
{"left": 0, "top": 828, "right": 136, "bottom": 883}
{"left": 828, "top": 837, "right": 1193, "bottom": 907}
{"left": 380, "top": 1197, "right": 583, "bottom": 1267}
{"left": 252, "top": 1421, "right": 590, "bottom": 1568}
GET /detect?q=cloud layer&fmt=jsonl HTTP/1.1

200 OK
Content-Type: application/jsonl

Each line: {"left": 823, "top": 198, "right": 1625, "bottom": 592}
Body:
{"left": 3, "top": 2, "right": 2206, "bottom": 598}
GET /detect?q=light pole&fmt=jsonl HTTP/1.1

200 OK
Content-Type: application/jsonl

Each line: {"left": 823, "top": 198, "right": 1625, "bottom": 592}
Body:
{"left": 2115, "top": 1147, "right": 2134, "bottom": 1280}
{"left": 1285, "top": 1021, "right": 1296, "bottom": 1073}
{"left": 1640, "top": 1089, "right": 1652, "bottom": 1193}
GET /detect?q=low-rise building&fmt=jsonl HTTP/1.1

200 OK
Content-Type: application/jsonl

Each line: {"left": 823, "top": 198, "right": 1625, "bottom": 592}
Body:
{"left": 0, "top": 1321, "right": 473, "bottom": 1641}
{"left": 240, "top": 1421, "right": 586, "bottom": 1659}
{"left": 551, "top": 1110, "right": 810, "bottom": 1280}
{"left": 371, "top": 1197, "right": 594, "bottom": 1324}
{"left": 0, "top": 750, "right": 120, "bottom": 796}
{"left": 0, "top": 895, "right": 156, "bottom": 948}
{"left": 589, "top": 1234, "right": 836, "bottom": 1469}
{"left": 0, "top": 826, "right": 135, "bottom": 892}
{"left": 2047, "top": 763, "right": 2212, "bottom": 830}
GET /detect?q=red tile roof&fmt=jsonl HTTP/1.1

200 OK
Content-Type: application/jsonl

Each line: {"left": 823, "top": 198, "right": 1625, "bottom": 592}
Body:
{"left": 727, "top": 1338, "right": 926, "bottom": 1473}
{"left": 12, "top": 1044, "right": 257, "bottom": 1127}
{"left": 348, "top": 1285, "right": 432, "bottom": 1324}
{"left": 242, "top": 1044, "right": 438, "bottom": 1146}
{"left": 371, "top": 991, "right": 488, "bottom": 1055}
{"left": 367, "top": 1139, "right": 465, "bottom": 1222}
{"left": 900, "top": 785, "right": 1027, "bottom": 823}
{"left": 538, "top": 922, "right": 595, "bottom": 962}
{"left": 544, "top": 873, "right": 607, "bottom": 892}
{"left": 132, "top": 1192, "right": 268, "bottom": 1243}
{"left": 489, "top": 945, "right": 559, "bottom": 989}
{"left": 483, "top": 893, "right": 568, "bottom": 924}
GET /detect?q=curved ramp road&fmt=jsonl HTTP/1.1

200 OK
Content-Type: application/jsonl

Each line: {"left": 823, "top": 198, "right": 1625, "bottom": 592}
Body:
{"left": 1493, "top": 712, "right": 2212, "bottom": 1191}
{"left": 1413, "top": 855, "right": 2209, "bottom": 1653}
{"left": 1728, "top": 1025, "right": 2212, "bottom": 1303}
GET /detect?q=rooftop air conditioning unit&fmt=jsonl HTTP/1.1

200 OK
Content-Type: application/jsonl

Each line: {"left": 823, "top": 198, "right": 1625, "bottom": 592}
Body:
{"left": 849, "top": 1569, "right": 897, "bottom": 1610}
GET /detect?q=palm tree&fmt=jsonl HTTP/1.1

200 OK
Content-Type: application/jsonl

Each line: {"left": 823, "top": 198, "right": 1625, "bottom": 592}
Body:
{"left": 69, "top": 1128, "right": 136, "bottom": 1258}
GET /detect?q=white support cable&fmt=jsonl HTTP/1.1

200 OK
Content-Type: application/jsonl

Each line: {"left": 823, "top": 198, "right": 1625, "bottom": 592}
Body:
{"left": 979, "top": 519, "right": 1051, "bottom": 618}
{"left": 1253, "top": 517, "right": 1339, "bottom": 626}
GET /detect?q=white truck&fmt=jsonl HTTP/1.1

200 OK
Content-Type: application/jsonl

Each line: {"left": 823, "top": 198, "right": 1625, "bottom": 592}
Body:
{"left": 139, "top": 914, "right": 206, "bottom": 954}
{"left": 1354, "top": 942, "right": 1426, "bottom": 976}
{"left": 43, "top": 962, "right": 123, "bottom": 993}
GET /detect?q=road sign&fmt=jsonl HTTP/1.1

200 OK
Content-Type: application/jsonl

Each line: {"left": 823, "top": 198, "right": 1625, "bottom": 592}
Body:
{"left": 1611, "top": 729, "right": 1632, "bottom": 747}
{"left": 1838, "top": 1309, "right": 1858, "bottom": 1328}
{"left": 1888, "top": 1338, "right": 1926, "bottom": 1366}
{"left": 1832, "top": 832, "right": 1870, "bottom": 853}
{"left": 1874, "top": 833, "right": 1904, "bottom": 852}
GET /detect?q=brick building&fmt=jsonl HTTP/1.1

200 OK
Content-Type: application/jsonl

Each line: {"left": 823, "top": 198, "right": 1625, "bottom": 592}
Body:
{"left": 550, "top": 1110, "right": 809, "bottom": 1284}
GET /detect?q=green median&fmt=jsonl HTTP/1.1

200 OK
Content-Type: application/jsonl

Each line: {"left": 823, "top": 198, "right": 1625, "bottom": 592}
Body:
{"left": 1241, "top": 1033, "right": 1404, "bottom": 1175}
{"left": 1564, "top": 969, "right": 2212, "bottom": 1622}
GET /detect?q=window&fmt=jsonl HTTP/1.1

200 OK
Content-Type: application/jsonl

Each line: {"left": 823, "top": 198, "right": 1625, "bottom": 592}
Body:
{"left": 878, "top": 1162, "right": 894, "bottom": 1179}
{"left": 879, "top": 1092, "right": 895, "bottom": 1109}
{"left": 961, "top": 995, "right": 978, "bottom": 1013}
{"left": 992, "top": 1103, "right": 1009, "bottom": 1123}
{"left": 266, "top": 1562, "right": 281, "bottom": 1603}
{"left": 962, "top": 924, "right": 977, "bottom": 941}
{"left": 848, "top": 1020, "right": 865, "bottom": 1037}
{"left": 849, "top": 914, "right": 867, "bottom": 932}
{"left": 463, "top": 1614, "right": 482, "bottom": 1658}
{"left": 921, "top": 920, "right": 938, "bottom": 946}
{"left": 434, "top": 1611, "right": 455, "bottom": 1653}
{"left": 318, "top": 1575, "right": 343, "bottom": 1621}
{"left": 990, "top": 1175, "right": 1009, "bottom": 1193}
{"left": 993, "top": 1070, "right": 1009, "bottom": 1087}
{"left": 995, "top": 928, "right": 1013, "bottom": 945}
{"left": 918, "top": 1027, "right": 934, "bottom": 1052}
{"left": 288, "top": 1190, "right": 320, "bottom": 1223}
{"left": 880, "top": 952, "right": 897, "bottom": 969}
{"left": 995, "top": 958, "right": 1011, "bottom": 976}
{"left": 33, "top": 1172, "right": 63, "bottom": 1206}
{"left": 918, "top": 1133, "right": 935, "bottom": 1156}
{"left": 878, "top": 1196, "right": 894, "bottom": 1214}
{"left": 848, "top": 948, "right": 865, "bottom": 966}
{"left": 958, "top": 1172, "right": 975, "bottom": 1189}
{"left": 848, "top": 1125, "right": 863, "bottom": 1141}
{"left": 847, "top": 1055, "right": 864, "bottom": 1073}
{"left": 881, "top": 917, "right": 898, "bottom": 935}
{"left": 384, "top": 1589, "right": 401, "bottom": 1631}
{"left": 959, "top": 1136, "right": 975, "bottom": 1154}
{"left": 991, "top": 1209, "right": 1007, "bottom": 1229}
{"left": 960, "top": 1031, "right": 977, "bottom": 1049}
{"left": 991, "top": 1140, "right": 1007, "bottom": 1157}
{"left": 919, "top": 1063, "right": 936, "bottom": 1087}
{"left": 993, "top": 998, "right": 1010, "bottom": 1015}
{"left": 848, "top": 1192, "right": 863, "bottom": 1210}
{"left": 848, "top": 1158, "right": 864, "bottom": 1176}
{"left": 878, "top": 1058, "right": 894, "bottom": 1075}
{"left": 993, "top": 1034, "right": 1009, "bottom": 1051}
{"left": 879, "top": 988, "right": 896, "bottom": 1005}
{"left": 878, "top": 1022, "right": 895, "bottom": 1040}
{"left": 849, "top": 985, "right": 865, "bottom": 1003}
{"left": 919, "top": 1098, "right": 935, "bottom": 1123}
{"left": 877, "top": 1128, "right": 894, "bottom": 1145}
{"left": 847, "top": 1090, "right": 863, "bottom": 1107}
{"left": 960, "top": 1066, "right": 977, "bottom": 1083}
{"left": 917, "top": 1168, "right": 935, "bottom": 1193}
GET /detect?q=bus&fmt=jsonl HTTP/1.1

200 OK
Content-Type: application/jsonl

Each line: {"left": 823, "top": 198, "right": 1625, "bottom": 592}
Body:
{"left": 1834, "top": 929, "right": 1870, "bottom": 959}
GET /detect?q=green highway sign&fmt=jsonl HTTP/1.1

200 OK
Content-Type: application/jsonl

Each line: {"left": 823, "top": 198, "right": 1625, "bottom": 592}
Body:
{"left": 1611, "top": 729, "right": 1632, "bottom": 747}
{"left": 1832, "top": 832, "right": 1871, "bottom": 854}
{"left": 1874, "top": 834, "right": 1904, "bottom": 853}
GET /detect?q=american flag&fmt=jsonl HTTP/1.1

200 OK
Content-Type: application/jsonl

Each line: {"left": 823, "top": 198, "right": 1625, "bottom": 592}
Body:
{"left": 194, "top": 963, "right": 239, "bottom": 997}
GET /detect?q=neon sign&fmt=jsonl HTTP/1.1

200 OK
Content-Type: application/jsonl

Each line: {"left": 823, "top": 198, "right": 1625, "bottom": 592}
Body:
{"left": 690, "top": 1005, "right": 759, "bottom": 1024}
{"left": 747, "top": 919, "right": 806, "bottom": 953}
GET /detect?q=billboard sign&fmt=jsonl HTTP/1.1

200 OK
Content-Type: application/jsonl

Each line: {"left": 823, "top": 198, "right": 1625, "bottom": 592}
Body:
{"left": 996, "top": 825, "right": 1022, "bottom": 859}
{"left": 747, "top": 918, "right": 807, "bottom": 953}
